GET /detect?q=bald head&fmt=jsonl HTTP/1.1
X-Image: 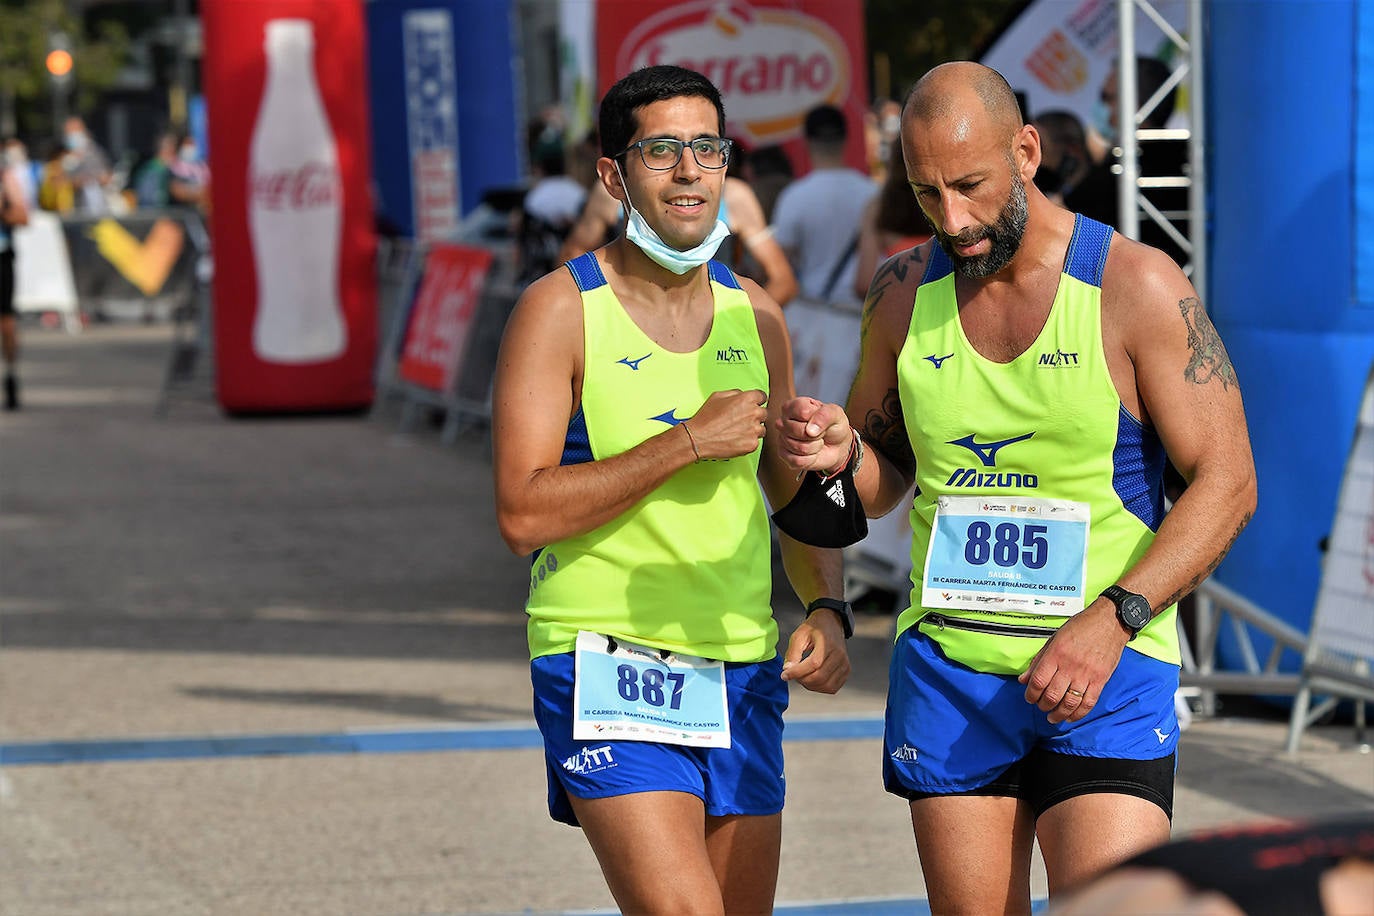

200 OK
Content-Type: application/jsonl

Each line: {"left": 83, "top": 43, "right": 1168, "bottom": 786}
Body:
{"left": 903, "top": 62, "right": 1024, "bottom": 141}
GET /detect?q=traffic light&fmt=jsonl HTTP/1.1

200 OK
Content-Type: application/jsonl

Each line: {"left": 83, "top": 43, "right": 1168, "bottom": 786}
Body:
{"left": 46, "top": 49, "right": 73, "bottom": 80}
{"left": 46, "top": 32, "right": 73, "bottom": 88}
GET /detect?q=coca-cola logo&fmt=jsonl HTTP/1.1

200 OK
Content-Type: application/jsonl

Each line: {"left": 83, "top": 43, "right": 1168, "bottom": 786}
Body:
{"left": 618, "top": 2, "right": 850, "bottom": 146}
{"left": 251, "top": 161, "right": 339, "bottom": 210}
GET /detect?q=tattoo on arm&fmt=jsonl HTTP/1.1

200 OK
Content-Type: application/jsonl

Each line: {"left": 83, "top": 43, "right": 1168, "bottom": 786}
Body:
{"left": 860, "top": 247, "right": 924, "bottom": 341}
{"left": 1179, "top": 297, "right": 1238, "bottom": 390}
{"left": 862, "top": 388, "right": 917, "bottom": 480}
{"left": 1161, "top": 510, "right": 1252, "bottom": 608}
{"left": 849, "top": 248, "right": 923, "bottom": 481}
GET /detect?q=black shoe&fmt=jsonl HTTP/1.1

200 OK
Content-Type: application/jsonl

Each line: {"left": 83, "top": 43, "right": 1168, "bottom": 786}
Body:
{"left": 4, "top": 374, "right": 18, "bottom": 410}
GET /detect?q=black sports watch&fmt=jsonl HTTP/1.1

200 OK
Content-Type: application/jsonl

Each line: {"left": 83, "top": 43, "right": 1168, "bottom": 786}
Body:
{"left": 1101, "top": 585, "right": 1152, "bottom": 640}
{"left": 806, "top": 597, "right": 854, "bottom": 640}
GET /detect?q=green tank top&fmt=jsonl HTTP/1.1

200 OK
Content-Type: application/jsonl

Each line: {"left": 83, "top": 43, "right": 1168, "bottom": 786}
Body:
{"left": 525, "top": 254, "right": 775, "bottom": 662}
{"left": 895, "top": 216, "right": 1177, "bottom": 674}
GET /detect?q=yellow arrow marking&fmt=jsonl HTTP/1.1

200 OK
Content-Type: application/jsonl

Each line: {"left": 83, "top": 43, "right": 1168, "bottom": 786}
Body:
{"left": 86, "top": 218, "right": 186, "bottom": 297}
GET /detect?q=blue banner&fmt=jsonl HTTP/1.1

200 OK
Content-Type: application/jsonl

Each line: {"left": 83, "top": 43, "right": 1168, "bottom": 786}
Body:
{"left": 366, "top": 0, "right": 522, "bottom": 238}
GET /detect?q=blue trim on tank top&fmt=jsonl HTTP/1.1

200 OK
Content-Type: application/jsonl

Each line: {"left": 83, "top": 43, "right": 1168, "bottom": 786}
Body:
{"left": 923, "top": 242, "right": 954, "bottom": 283}
{"left": 566, "top": 252, "right": 607, "bottom": 291}
{"left": 561, "top": 406, "right": 592, "bottom": 466}
{"left": 708, "top": 260, "right": 741, "bottom": 289}
{"left": 1064, "top": 214, "right": 1113, "bottom": 288}
{"left": 1112, "top": 404, "right": 1166, "bottom": 531}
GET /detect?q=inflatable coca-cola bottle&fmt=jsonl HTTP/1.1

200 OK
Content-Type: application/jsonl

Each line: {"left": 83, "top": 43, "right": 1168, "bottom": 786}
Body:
{"left": 248, "top": 19, "right": 346, "bottom": 363}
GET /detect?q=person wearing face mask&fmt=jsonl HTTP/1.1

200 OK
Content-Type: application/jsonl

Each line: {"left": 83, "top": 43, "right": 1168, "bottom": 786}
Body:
{"left": 60, "top": 116, "right": 112, "bottom": 215}
{"left": 491, "top": 64, "right": 852, "bottom": 916}
{"left": 556, "top": 142, "right": 800, "bottom": 307}
{"left": 778, "top": 62, "right": 1255, "bottom": 913}
{"left": 1031, "top": 111, "right": 1092, "bottom": 207}
{"left": 134, "top": 134, "right": 186, "bottom": 209}
{"left": 169, "top": 135, "right": 210, "bottom": 210}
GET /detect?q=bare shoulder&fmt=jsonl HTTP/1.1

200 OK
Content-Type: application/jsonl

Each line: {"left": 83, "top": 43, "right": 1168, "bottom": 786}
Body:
{"left": 1100, "top": 234, "right": 1195, "bottom": 336}
{"left": 1101, "top": 233, "right": 1243, "bottom": 398}
{"left": 504, "top": 261, "right": 585, "bottom": 348}
{"left": 723, "top": 176, "right": 766, "bottom": 233}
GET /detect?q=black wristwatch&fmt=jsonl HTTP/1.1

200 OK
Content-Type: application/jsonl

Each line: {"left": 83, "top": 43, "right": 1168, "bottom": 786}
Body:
{"left": 806, "top": 597, "right": 854, "bottom": 640}
{"left": 1101, "top": 585, "right": 1152, "bottom": 640}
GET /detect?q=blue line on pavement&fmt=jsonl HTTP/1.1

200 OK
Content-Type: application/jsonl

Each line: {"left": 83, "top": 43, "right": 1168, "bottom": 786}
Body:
{"left": 0, "top": 714, "right": 885, "bottom": 766}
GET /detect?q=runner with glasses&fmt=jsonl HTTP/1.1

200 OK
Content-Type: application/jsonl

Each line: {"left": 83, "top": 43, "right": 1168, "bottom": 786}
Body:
{"left": 492, "top": 64, "right": 851, "bottom": 914}
{"left": 617, "top": 136, "right": 735, "bottom": 171}
{"left": 559, "top": 137, "right": 801, "bottom": 308}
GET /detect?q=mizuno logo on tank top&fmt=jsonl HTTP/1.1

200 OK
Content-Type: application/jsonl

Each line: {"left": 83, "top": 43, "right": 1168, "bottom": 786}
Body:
{"left": 945, "top": 432, "right": 1038, "bottom": 489}
{"left": 618, "top": 353, "right": 652, "bottom": 370}
{"left": 893, "top": 216, "right": 1178, "bottom": 673}
{"left": 650, "top": 408, "right": 687, "bottom": 426}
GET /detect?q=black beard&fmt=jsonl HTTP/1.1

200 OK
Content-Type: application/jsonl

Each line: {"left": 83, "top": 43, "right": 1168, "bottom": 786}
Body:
{"left": 935, "top": 177, "right": 1029, "bottom": 279}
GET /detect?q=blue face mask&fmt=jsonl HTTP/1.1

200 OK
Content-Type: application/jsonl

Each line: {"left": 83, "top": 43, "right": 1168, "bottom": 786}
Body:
{"left": 615, "top": 162, "right": 730, "bottom": 275}
{"left": 1092, "top": 99, "right": 1115, "bottom": 145}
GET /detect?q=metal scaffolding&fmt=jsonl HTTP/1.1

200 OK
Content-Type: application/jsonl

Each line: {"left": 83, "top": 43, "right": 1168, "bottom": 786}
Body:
{"left": 1116, "top": 0, "right": 1208, "bottom": 299}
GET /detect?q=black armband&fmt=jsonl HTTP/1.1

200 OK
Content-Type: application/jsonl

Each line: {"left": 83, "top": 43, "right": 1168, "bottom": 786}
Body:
{"left": 770, "top": 465, "right": 868, "bottom": 548}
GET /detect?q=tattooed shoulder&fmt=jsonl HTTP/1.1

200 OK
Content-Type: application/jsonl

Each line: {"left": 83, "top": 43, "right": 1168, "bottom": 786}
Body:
{"left": 862, "top": 246, "right": 927, "bottom": 340}
{"left": 1178, "top": 297, "right": 1238, "bottom": 390}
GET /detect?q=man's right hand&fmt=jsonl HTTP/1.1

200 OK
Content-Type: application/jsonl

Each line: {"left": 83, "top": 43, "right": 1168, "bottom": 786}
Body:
{"left": 685, "top": 388, "right": 769, "bottom": 460}
{"left": 774, "top": 397, "right": 853, "bottom": 475}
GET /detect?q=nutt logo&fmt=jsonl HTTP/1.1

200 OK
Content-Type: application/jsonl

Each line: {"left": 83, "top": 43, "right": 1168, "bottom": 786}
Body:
{"left": 617, "top": 2, "right": 851, "bottom": 146}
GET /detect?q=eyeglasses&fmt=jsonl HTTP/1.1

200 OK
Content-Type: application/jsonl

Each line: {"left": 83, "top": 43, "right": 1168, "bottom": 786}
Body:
{"left": 616, "top": 137, "right": 733, "bottom": 170}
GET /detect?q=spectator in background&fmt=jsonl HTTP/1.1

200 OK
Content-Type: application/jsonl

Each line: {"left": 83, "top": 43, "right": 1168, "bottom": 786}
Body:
{"left": 852, "top": 138, "right": 931, "bottom": 299}
{"left": 37, "top": 141, "right": 74, "bottom": 214}
{"left": 1, "top": 155, "right": 30, "bottom": 410}
{"left": 1067, "top": 56, "right": 1187, "bottom": 268}
{"left": 514, "top": 130, "right": 588, "bottom": 284}
{"left": 770, "top": 104, "right": 877, "bottom": 306}
{"left": 1031, "top": 110, "right": 1092, "bottom": 208}
{"left": 60, "top": 116, "right": 113, "bottom": 215}
{"left": 866, "top": 97, "right": 903, "bottom": 180}
{"left": 3, "top": 139, "right": 39, "bottom": 210}
{"left": 134, "top": 133, "right": 207, "bottom": 211}
{"left": 170, "top": 134, "right": 210, "bottom": 210}
{"left": 742, "top": 143, "right": 792, "bottom": 224}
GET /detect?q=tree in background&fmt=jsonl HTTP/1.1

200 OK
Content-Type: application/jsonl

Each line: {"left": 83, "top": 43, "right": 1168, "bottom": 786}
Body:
{"left": 866, "top": 0, "right": 1023, "bottom": 102}
{"left": 0, "top": 0, "right": 129, "bottom": 140}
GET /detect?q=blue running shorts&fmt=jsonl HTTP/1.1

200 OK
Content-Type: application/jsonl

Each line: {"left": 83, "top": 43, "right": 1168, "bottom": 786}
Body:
{"left": 884, "top": 625, "right": 1179, "bottom": 809}
{"left": 530, "top": 651, "right": 788, "bottom": 827}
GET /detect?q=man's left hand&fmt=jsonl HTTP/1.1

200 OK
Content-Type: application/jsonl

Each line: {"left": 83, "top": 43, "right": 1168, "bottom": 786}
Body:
{"left": 781, "top": 609, "right": 851, "bottom": 694}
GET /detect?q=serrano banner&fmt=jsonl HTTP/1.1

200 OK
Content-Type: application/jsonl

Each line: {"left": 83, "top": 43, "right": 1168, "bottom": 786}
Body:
{"left": 202, "top": 0, "right": 377, "bottom": 413}
{"left": 595, "top": 0, "right": 868, "bottom": 174}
